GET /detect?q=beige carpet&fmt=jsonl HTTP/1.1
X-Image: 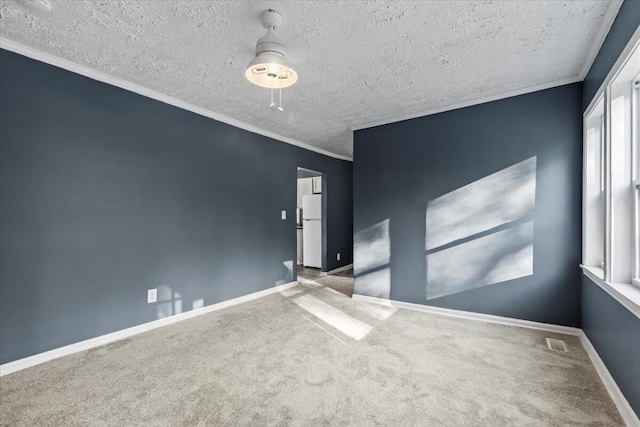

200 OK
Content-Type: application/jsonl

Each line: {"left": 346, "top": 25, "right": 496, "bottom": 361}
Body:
{"left": 0, "top": 283, "right": 623, "bottom": 426}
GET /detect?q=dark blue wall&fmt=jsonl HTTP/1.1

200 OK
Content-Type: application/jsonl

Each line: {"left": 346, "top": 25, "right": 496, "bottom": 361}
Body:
{"left": 583, "top": 0, "right": 640, "bottom": 111}
{"left": 0, "top": 49, "right": 353, "bottom": 364}
{"left": 582, "top": 275, "right": 640, "bottom": 416}
{"left": 353, "top": 83, "right": 583, "bottom": 327}
{"left": 580, "top": 0, "right": 640, "bottom": 418}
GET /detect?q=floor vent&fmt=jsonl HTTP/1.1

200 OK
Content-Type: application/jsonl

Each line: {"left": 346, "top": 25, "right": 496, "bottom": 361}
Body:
{"left": 546, "top": 338, "right": 568, "bottom": 352}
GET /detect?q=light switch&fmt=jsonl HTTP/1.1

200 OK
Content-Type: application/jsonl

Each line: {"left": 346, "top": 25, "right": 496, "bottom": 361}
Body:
{"left": 281, "top": 210, "right": 286, "bottom": 220}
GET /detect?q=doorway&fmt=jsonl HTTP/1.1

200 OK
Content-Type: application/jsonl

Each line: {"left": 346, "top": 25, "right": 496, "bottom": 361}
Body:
{"left": 296, "top": 167, "right": 326, "bottom": 281}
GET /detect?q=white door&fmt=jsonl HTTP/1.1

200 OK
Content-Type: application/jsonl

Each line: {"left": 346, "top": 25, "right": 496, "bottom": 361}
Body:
{"left": 303, "top": 220, "right": 322, "bottom": 268}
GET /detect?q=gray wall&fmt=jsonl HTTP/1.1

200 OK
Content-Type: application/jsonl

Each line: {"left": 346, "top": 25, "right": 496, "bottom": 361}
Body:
{"left": 0, "top": 49, "right": 353, "bottom": 364}
{"left": 582, "top": 0, "right": 640, "bottom": 111}
{"left": 353, "top": 83, "right": 583, "bottom": 327}
{"left": 580, "top": 0, "right": 640, "bottom": 418}
{"left": 582, "top": 275, "right": 640, "bottom": 416}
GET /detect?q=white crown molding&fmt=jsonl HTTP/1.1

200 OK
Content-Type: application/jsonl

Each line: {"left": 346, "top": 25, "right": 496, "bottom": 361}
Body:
{"left": 352, "top": 294, "right": 582, "bottom": 336}
{"left": 0, "top": 38, "right": 353, "bottom": 162}
{"left": 0, "top": 281, "right": 298, "bottom": 376}
{"left": 350, "top": 76, "right": 582, "bottom": 131}
{"left": 579, "top": 331, "right": 640, "bottom": 427}
{"left": 579, "top": 0, "right": 624, "bottom": 80}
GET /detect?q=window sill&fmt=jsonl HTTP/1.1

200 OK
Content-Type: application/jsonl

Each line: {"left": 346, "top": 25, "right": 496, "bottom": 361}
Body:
{"left": 581, "top": 265, "right": 640, "bottom": 320}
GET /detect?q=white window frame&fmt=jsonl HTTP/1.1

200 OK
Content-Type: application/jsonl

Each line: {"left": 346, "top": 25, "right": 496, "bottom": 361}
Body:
{"left": 603, "top": 87, "right": 613, "bottom": 282}
{"left": 582, "top": 27, "right": 640, "bottom": 319}
{"left": 583, "top": 97, "right": 605, "bottom": 271}
{"left": 633, "top": 78, "right": 640, "bottom": 287}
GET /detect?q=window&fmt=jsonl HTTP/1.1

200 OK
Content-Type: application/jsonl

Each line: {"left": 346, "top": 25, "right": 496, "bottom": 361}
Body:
{"left": 584, "top": 98, "right": 604, "bottom": 270}
{"left": 583, "top": 40, "right": 640, "bottom": 288}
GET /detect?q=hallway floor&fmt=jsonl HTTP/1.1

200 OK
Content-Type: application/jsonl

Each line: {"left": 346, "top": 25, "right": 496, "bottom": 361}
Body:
{"left": 298, "top": 266, "right": 354, "bottom": 297}
{"left": 1, "top": 282, "right": 622, "bottom": 426}
{"left": 296, "top": 265, "right": 323, "bottom": 280}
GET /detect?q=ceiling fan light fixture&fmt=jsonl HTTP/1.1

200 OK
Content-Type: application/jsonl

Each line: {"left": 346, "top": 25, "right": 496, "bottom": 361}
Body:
{"left": 245, "top": 9, "right": 298, "bottom": 89}
{"left": 246, "top": 52, "right": 297, "bottom": 89}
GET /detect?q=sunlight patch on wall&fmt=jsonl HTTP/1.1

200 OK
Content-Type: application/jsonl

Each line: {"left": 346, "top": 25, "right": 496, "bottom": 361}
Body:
{"left": 426, "top": 157, "right": 536, "bottom": 250}
{"left": 157, "top": 285, "right": 183, "bottom": 319}
{"left": 354, "top": 219, "right": 391, "bottom": 298}
{"left": 276, "top": 260, "right": 295, "bottom": 286}
{"left": 355, "top": 219, "right": 390, "bottom": 271}
{"left": 427, "top": 221, "right": 533, "bottom": 299}
{"left": 355, "top": 268, "right": 391, "bottom": 299}
{"left": 425, "top": 157, "right": 536, "bottom": 300}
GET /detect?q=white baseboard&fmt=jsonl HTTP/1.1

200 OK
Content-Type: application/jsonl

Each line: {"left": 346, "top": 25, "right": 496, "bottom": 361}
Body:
{"left": 327, "top": 263, "right": 353, "bottom": 275}
{"left": 0, "top": 281, "right": 298, "bottom": 377}
{"left": 351, "top": 294, "right": 582, "bottom": 336}
{"left": 579, "top": 332, "right": 640, "bottom": 427}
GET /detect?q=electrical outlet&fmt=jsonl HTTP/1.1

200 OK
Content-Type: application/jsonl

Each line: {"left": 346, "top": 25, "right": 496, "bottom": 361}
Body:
{"left": 337, "top": 253, "right": 341, "bottom": 261}
{"left": 147, "top": 288, "right": 157, "bottom": 304}
{"left": 281, "top": 210, "right": 286, "bottom": 220}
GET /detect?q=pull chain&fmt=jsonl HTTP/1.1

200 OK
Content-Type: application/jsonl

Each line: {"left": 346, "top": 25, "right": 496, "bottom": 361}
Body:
{"left": 270, "top": 86, "right": 275, "bottom": 108}
{"left": 268, "top": 77, "right": 283, "bottom": 111}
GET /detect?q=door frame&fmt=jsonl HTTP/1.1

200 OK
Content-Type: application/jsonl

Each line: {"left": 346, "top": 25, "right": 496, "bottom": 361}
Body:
{"left": 297, "top": 167, "right": 328, "bottom": 273}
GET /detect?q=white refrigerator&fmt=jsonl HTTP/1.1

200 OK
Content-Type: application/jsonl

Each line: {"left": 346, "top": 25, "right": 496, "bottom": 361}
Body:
{"left": 302, "top": 194, "right": 322, "bottom": 268}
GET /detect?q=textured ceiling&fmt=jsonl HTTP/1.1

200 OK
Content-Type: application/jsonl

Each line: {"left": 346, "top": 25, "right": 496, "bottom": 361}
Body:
{"left": 0, "top": 1, "right": 615, "bottom": 158}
